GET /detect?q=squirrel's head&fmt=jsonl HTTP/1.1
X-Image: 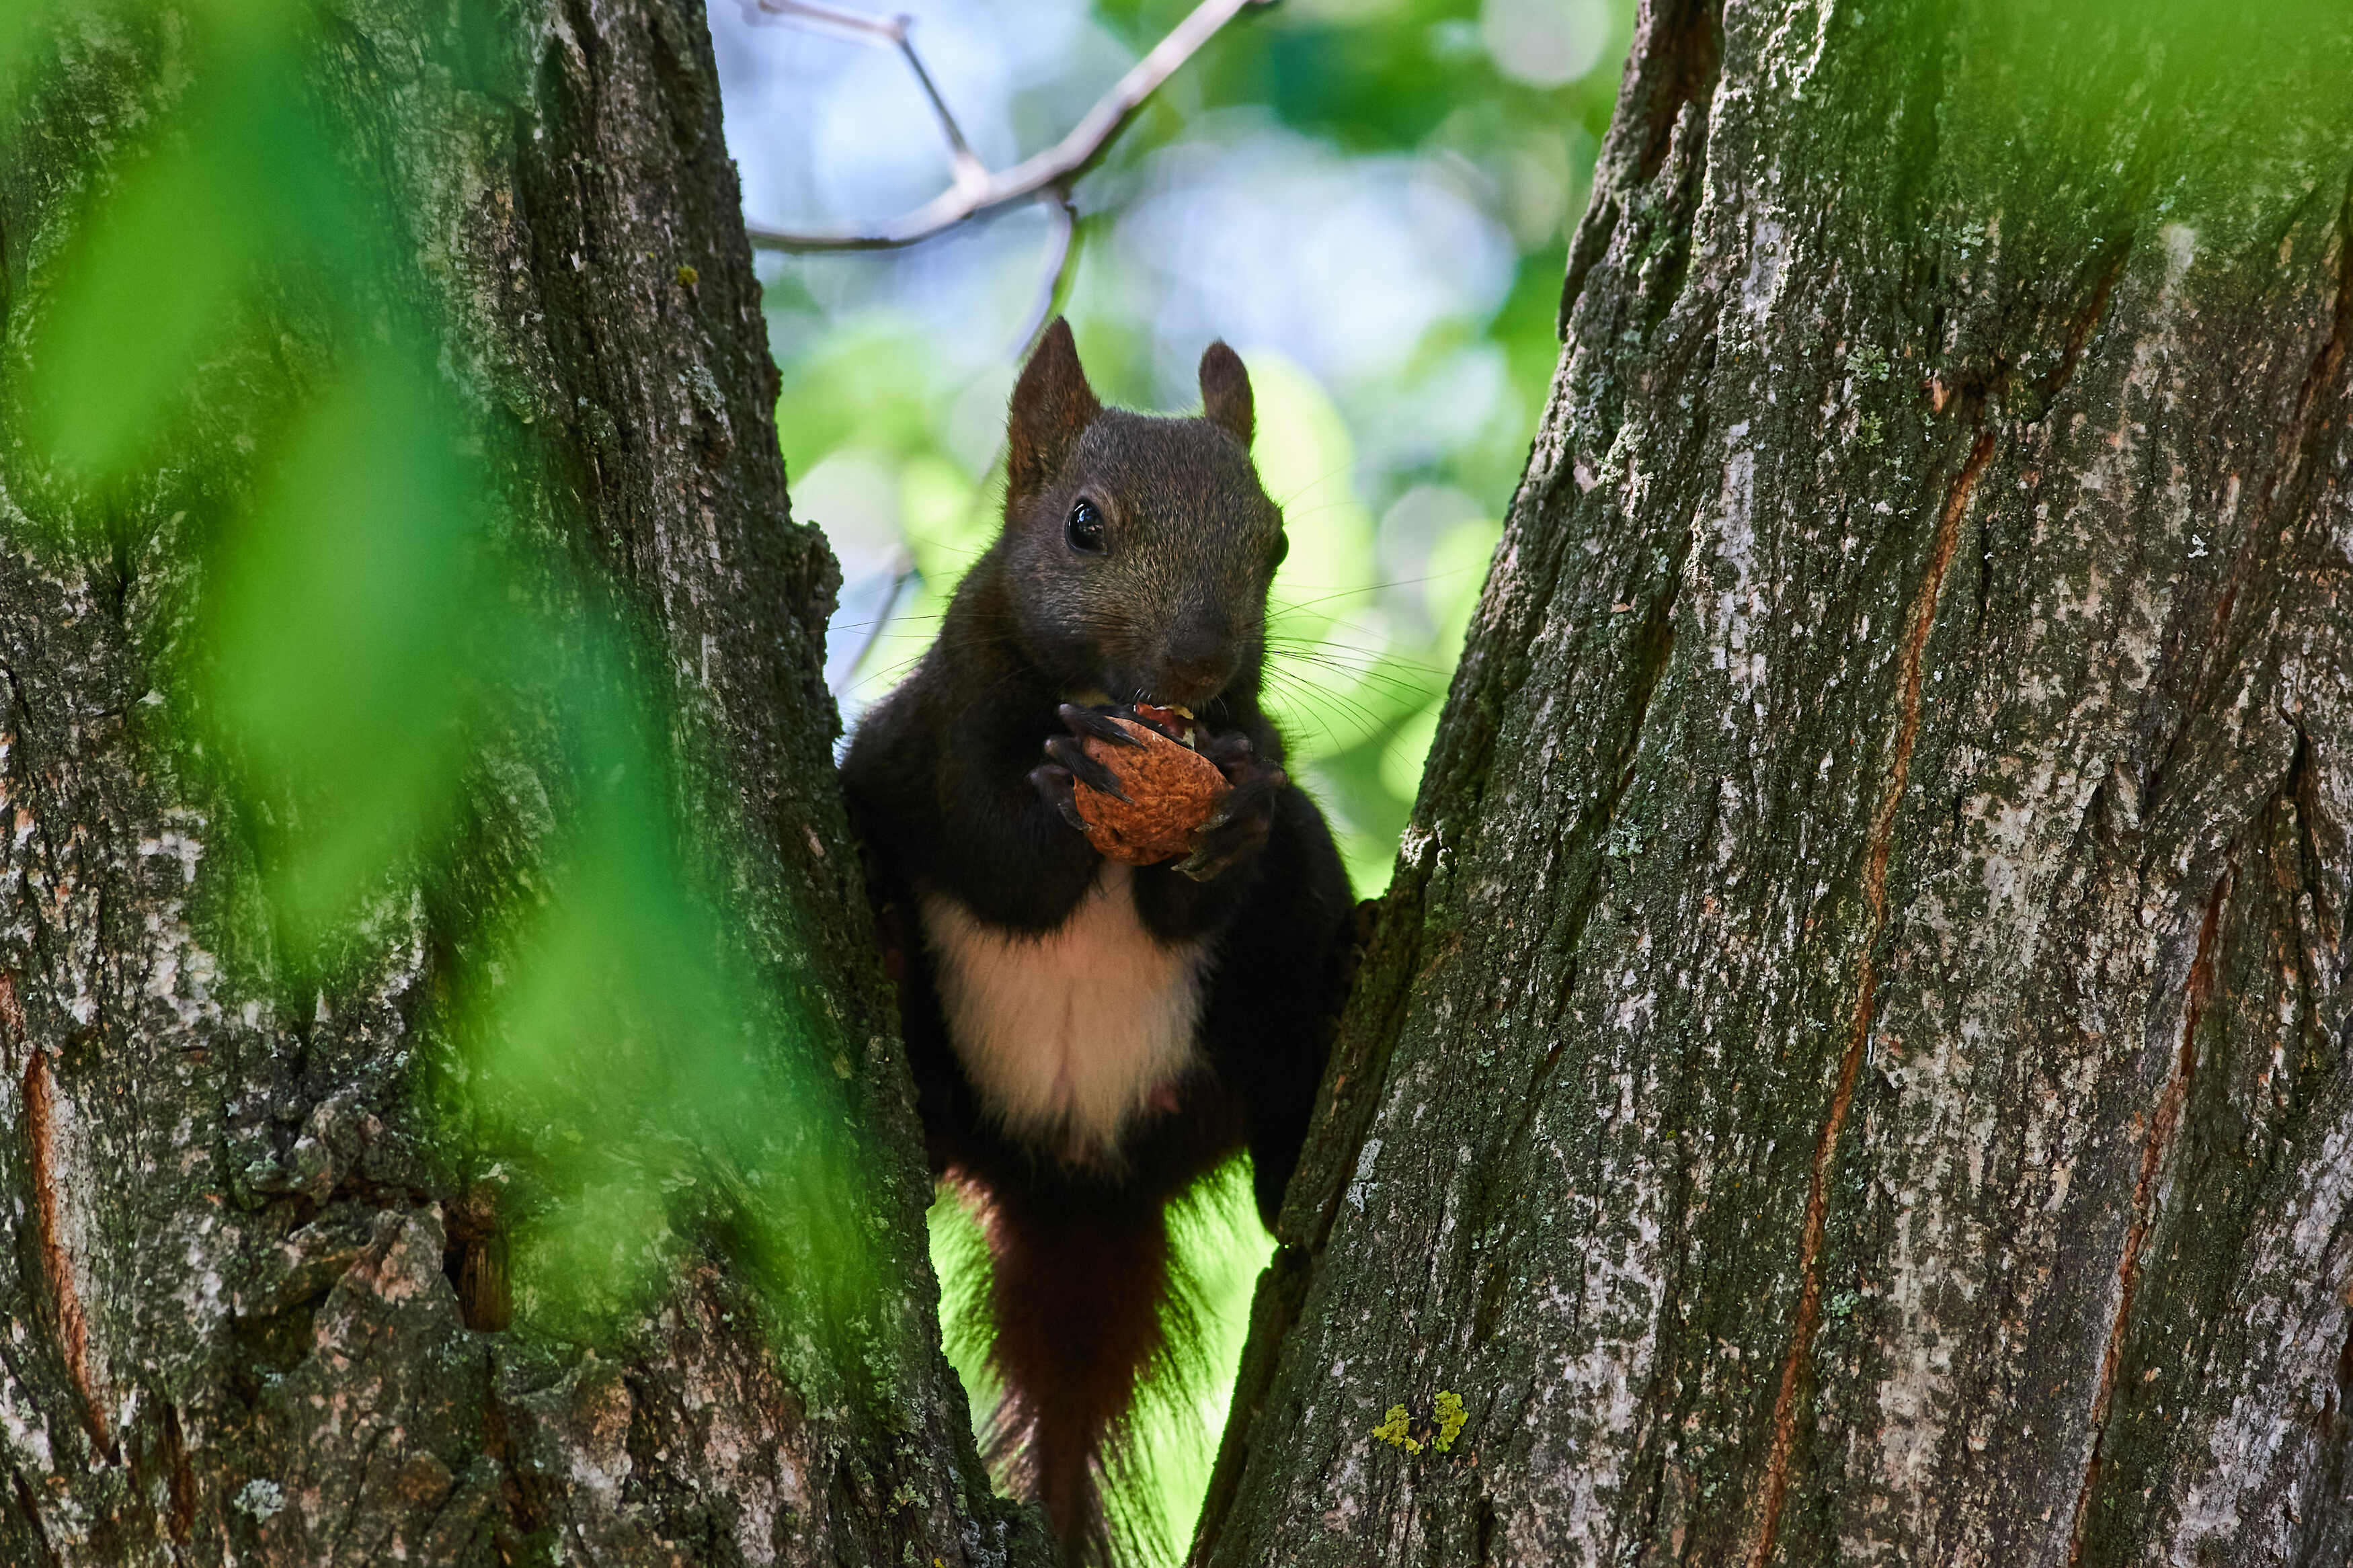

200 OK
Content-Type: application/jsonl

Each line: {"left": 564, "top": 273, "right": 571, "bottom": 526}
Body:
{"left": 992, "top": 318, "right": 1287, "bottom": 715}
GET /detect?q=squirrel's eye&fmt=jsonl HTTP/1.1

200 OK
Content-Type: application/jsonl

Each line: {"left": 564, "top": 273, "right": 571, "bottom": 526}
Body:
{"left": 1066, "top": 498, "right": 1107, "bottom": 554}
{"left": 1270, "top": 531, "right": 1289, "bottom": 569}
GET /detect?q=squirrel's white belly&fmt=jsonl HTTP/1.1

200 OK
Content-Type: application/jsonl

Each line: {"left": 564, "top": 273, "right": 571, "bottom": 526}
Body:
{"left": 919, "top": 863, "right": 1208, "bottom": 1163}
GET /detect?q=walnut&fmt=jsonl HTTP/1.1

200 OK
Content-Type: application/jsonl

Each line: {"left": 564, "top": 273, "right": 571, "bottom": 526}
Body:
{"left": 1073, "top": 717, "right": 1230, "bottom": 864}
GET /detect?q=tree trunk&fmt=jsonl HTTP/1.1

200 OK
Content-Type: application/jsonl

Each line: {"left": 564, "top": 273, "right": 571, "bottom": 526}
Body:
{"left": 1201, "top": 3, "right": 2353, "bottom": 1565}
{"left": 0, "top": 5, "right": 1029, "bottom": 1565}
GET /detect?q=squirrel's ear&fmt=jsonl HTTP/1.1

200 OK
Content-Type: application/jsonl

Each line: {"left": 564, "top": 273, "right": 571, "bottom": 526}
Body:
{"left": 1007, "top": 317, "right": 1101, "bottom": 497}
{"left": 1198, "top": 340, "right": 1252, "bottom": 449}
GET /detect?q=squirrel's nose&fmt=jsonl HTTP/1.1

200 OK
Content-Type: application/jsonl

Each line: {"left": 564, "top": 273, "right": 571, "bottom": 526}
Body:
{"left": 1162, "top": 660, "right": 1230, "bottom": 706}
{"left": 1158, "top": 627, "right": 1236, "bottom": 706}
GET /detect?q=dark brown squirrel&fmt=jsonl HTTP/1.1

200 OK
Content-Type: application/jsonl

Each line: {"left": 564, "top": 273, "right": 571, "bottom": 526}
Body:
{"left": 839, "top": 319, "right": 1353, "bottom": 1564}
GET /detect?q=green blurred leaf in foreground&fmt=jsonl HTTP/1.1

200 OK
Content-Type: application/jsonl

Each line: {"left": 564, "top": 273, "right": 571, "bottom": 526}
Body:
{"left": 23, "top": 0, "right": 352, "bottom": 486}
{"left": 5, "top": 0, "right": 879, "bottom": 1360}
{"left": 200, "top": 354, "right": 493, "bottom": 946}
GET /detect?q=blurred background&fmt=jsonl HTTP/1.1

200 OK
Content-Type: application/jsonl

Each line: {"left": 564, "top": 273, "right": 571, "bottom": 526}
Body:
{"left": 704, "top": 0, "right": 1633, "bottom": 1550}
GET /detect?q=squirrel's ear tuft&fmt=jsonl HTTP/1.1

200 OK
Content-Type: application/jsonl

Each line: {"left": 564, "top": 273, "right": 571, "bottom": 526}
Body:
{"left": 1007, "top": 317, "right": 1101, "bottom": 497}
{"left": 1198, "top": 340, "right": 1252, "bottom": 449}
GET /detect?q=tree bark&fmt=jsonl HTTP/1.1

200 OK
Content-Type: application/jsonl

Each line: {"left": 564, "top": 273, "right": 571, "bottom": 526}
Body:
{"left": 0, "top": 5, "right": 1031, "bottom": 1565}
{"left": 1201, "top": 3, "right": 2353, "bottom": 1565}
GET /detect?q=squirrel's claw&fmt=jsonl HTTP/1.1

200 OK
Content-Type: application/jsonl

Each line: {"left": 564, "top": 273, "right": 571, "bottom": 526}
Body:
{"left": 1058, "top": 703, "right": 1146, "bottom": 747}
{"left": 1029, "top": 762, "right": 1090, "bottom": 832}
{"left": 1174, "top": 763, "right": 1284, "bottom": 881}
{"left": 1204, "top": 765, "right": 1285, "bottom": 830}
{"left": 1043, "top": 735, "right": 1131, "bottom": 803}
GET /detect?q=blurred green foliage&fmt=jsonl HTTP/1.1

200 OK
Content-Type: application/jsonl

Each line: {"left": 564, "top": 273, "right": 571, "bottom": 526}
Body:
{"left": 451, "top": 662, "right": 872, "bottom": 1344}
{"left": 930, "top": 1160, "right": 1266, "bottom": 1559}
{"left": 1940, "top": 0, "right": 2353, "bottom": 243}
{"left": 4, "top": 0, "right": 875, "bottom": 1362}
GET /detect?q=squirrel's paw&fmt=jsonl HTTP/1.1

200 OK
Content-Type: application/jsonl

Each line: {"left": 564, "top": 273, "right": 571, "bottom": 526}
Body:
{"left": 1058, "top": 702, "right": 1149, "bottom": 749}
{"left": 1034, "top": 704, "right": 1146, "bottom": 831}
{"left": 1173, "top": 745, "right": 1283, "bottom": 882}
{"left": 1027, "top": 762, "right": 1090, "bottom": 832}
{"left": 1042, "top": 731, "right": 1132, "bottom": 804}
{"left": 1197, "top": 730, "right": 1258, "bottom": 773}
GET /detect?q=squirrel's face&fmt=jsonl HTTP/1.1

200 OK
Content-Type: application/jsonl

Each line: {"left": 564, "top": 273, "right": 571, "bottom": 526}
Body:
{"left": 996, "top": 321, "right": 1287, "bottom": 715}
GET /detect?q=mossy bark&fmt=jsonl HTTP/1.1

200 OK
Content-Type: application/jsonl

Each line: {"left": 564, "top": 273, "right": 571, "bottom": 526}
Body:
{"left": 0, "top": 4, "right": 1031, "bottom": 1565}
{"left": 1200, "top": 2, "right": 2353, "bottom": 1564}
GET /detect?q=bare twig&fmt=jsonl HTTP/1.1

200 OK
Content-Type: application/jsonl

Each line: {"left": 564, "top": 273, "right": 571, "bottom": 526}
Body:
{"left": 745, "top": 0, "right": 1271, "bottom": 252}
{"left": 1007, "top": 190, "right": 1082, "bottom": 360}
{"left": 753, "top": 0, "right": 896, "bottom": 41}
{"left": 752, "top": 1, "right": 986, "bottom": 183}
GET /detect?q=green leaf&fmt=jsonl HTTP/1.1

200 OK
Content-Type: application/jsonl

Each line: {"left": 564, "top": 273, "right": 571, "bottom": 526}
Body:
{"left": 0, "top": 0, "right": 51, "bottom": 103}
{"left": 202, "top": 354, "right": 490, "bottom": 942}
{"left": 462, "top": 672, "right": 879, "bottom": 1344}
{"left": 24, "top": 21, "right": 337, "bottom": 485}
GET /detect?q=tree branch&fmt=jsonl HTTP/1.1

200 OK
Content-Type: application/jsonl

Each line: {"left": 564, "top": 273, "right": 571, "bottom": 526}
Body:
{"left": 1007, "top": 190, "right": 1081, "bottom": 360}
{"left": 756, "top": 2, "right": 988, "bottom": 187}
{"left": 744, "top": 0, "right": 1271, "bottom": 253}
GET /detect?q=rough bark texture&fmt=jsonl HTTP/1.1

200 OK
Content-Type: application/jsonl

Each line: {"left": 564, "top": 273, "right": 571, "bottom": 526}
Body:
{"left": 0, "top": 5, "right": 1031, "bottom": 1565}
{"left": 1201, "top": 3, "right": 2353, "bottom": 1565}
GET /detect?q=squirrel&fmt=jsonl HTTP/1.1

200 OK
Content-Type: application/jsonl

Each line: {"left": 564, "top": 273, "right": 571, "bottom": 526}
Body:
{"left": 840, "top": 318, "right": 1354, "bottom": 1565}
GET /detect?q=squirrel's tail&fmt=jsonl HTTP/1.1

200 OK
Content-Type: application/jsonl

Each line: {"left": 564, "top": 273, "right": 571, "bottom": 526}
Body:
{"left": 982, "top": 1189, "right": 1173, "bottom": 1567}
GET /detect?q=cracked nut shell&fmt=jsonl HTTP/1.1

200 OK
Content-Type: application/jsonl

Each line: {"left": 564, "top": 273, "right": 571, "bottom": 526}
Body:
{"left": 1073, "top": 717, "right": 1230, "bottom": 864}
